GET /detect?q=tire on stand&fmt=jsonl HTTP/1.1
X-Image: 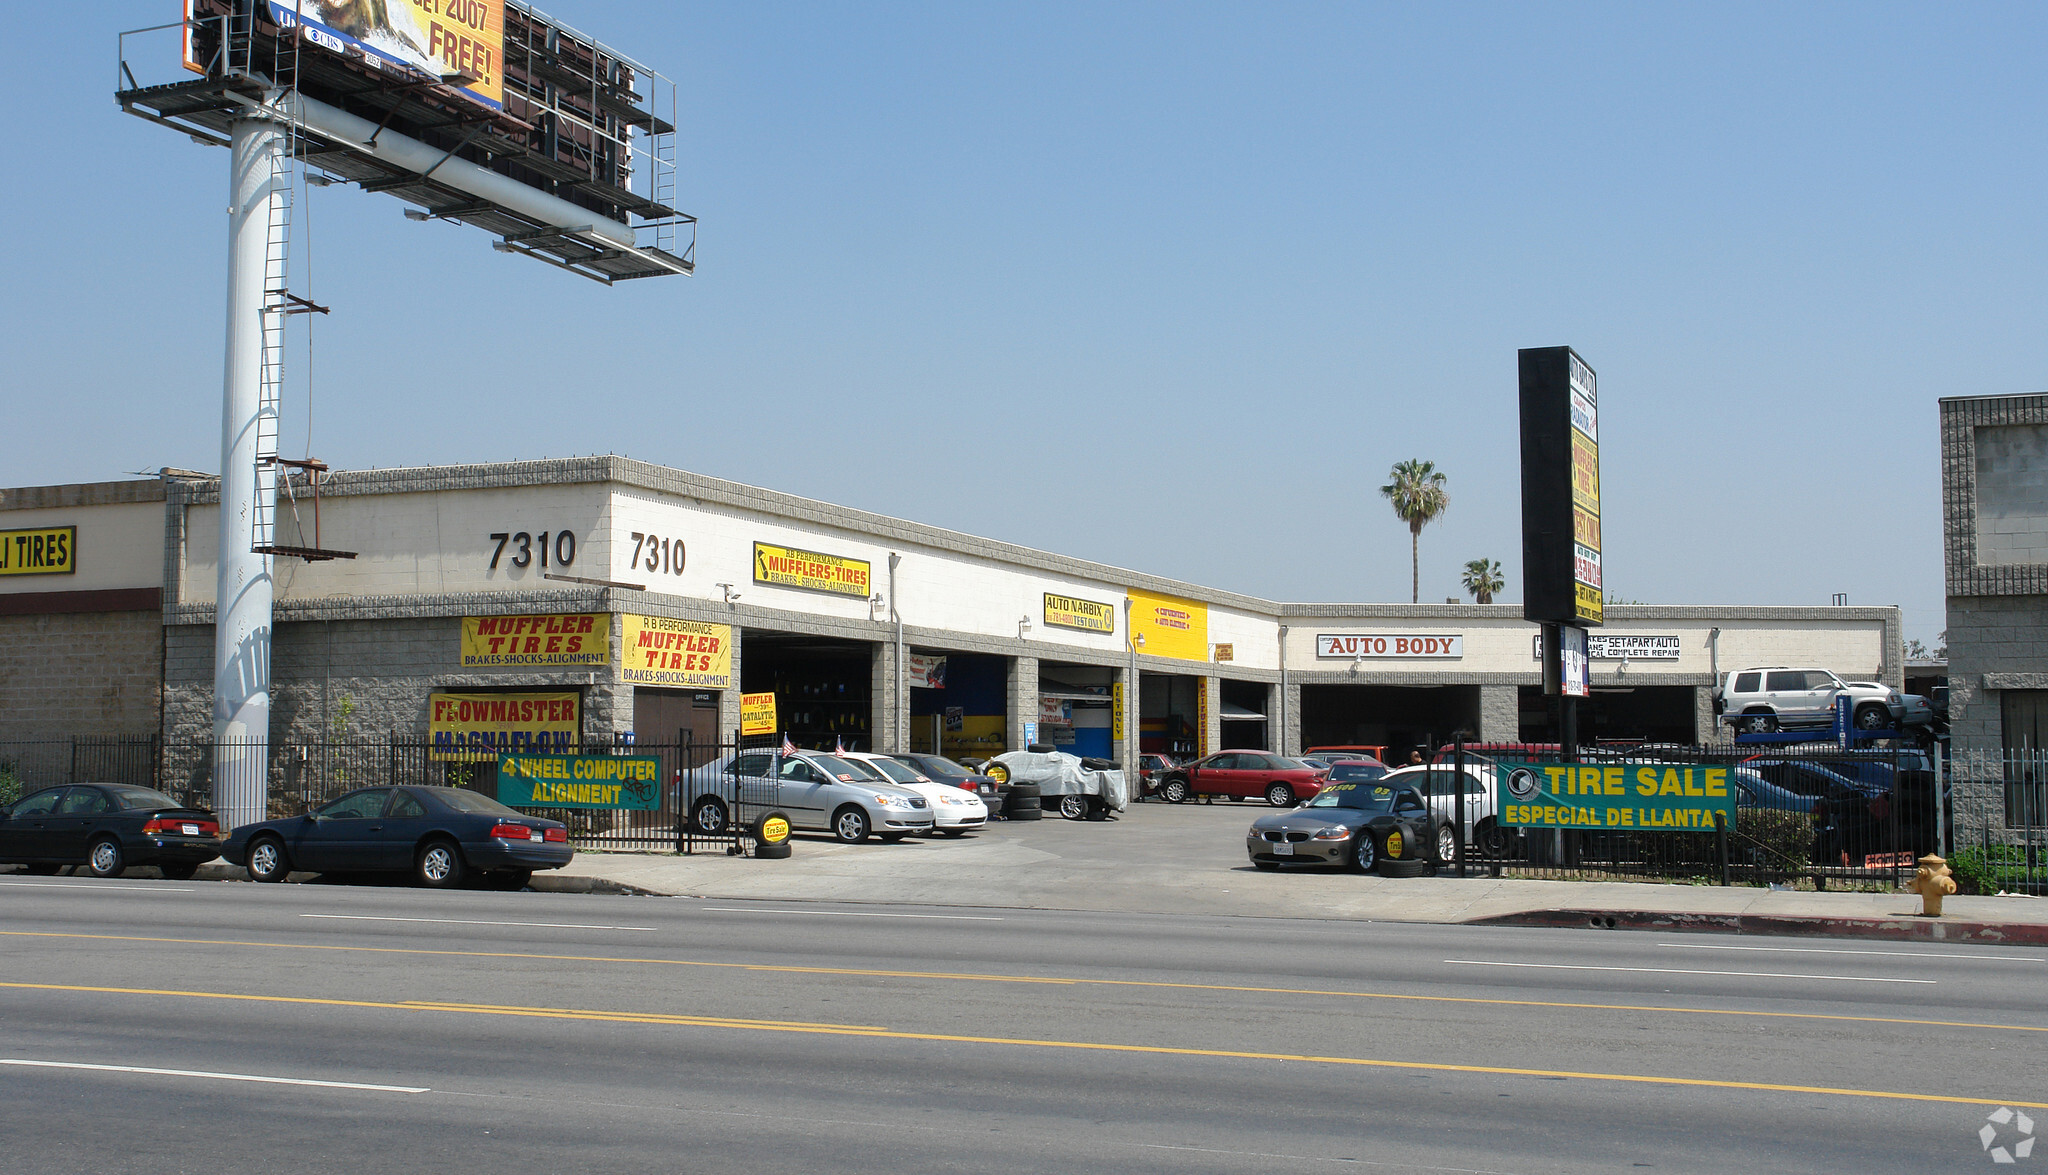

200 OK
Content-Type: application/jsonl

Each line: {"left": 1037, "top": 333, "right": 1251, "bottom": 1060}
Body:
{"left": 1379, "top": 856, "right": 1428, "bottom": 878}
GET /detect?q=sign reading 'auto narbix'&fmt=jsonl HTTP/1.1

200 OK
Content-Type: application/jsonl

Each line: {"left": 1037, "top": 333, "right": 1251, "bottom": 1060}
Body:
{"left": 1496, "top": 761, "right": 1733, "bottom": 830}
{"left": 496, "top": 754, "right": 662, "bottom": 809}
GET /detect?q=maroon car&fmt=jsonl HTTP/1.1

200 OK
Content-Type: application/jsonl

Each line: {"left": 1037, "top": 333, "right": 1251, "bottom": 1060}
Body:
{"left": 1160, "top": 750, "right": 1328, "bottom": 807}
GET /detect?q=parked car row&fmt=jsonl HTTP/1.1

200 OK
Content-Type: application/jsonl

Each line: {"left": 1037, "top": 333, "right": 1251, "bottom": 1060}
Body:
{"left": 681, "top": 749, "right": 1000, "bottom": 843}
{"left": 0, "top": 781, "right": 574, "bottom": 889}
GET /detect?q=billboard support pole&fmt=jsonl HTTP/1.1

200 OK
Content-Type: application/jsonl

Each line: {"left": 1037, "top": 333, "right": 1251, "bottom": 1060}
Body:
{"left": 213, "top": 114, "right": 284, "bottom": 830}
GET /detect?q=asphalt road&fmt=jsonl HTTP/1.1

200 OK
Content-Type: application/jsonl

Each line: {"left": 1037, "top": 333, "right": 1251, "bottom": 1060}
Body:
{"left": 2, "top": 874, "right": 2042, "bottom": 1174}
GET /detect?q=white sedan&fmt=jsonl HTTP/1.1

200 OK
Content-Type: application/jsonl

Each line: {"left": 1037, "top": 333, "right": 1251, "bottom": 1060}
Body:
{"left": 839, "top": 752, "right": 990, "bottom": 835}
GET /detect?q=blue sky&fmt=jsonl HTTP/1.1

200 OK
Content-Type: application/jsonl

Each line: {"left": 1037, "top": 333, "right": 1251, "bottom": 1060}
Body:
{"left": 8, "top": 3, "right": 2046, "bottom": 647}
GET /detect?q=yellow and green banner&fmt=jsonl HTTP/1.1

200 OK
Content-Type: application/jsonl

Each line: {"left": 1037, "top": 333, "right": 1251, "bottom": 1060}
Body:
{"left": 496, "top": 754, "right": 661, "bottom": 809}
{"left": 1497, "top": 760, "right": 1733, "bottom": 830}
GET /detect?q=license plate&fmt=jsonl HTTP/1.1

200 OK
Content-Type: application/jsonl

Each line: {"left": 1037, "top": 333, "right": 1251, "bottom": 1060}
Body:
{"left": 529, "top": 831, "right": 543, "bottom": 842}
{"left": 181, "top": 823, "right": 199, "bottom": 836}
{"left": 1274, "top": 842, "right": 1294, "bottom": 856}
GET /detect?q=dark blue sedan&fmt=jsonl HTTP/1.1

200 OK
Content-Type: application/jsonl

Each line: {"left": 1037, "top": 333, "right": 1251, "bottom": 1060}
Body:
{"left": 0, "top": 783, "right": 222, "bottom": 879}
{"left": 220, "top": 785, "right": 573, "bottom": 889}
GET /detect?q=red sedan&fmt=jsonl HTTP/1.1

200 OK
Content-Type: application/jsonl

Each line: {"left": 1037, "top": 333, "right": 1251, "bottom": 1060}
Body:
{"left": 1160, "top": 751, "right": 1328, "bottom": 807}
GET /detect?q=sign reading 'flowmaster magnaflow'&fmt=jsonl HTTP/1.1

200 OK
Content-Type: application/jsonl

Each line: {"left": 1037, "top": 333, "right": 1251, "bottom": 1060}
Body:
{"left": 496, "top": 754, "right": 662, "bottom": 809}
{"left": 1497, "top": 761, "right": 1733, "bottom": 830}
{"left": 753, "top": 542, "right": 871, "bottom": 597}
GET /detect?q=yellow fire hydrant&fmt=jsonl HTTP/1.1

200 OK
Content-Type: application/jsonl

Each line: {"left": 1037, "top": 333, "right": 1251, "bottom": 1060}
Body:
{"left": 1907, "top": 854, "right": 1957, "bottom": 917}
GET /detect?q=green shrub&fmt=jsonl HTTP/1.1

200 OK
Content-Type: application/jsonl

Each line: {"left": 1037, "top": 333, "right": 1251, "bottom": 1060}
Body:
{"left": 0, "top": 761, "right": 18, "bottom": 806}
{"left": 1736, "top": 808, "right": 1813, "bottom": 874}
{"left": 1949, "top": 845, "right": 2033, "bottom": 895}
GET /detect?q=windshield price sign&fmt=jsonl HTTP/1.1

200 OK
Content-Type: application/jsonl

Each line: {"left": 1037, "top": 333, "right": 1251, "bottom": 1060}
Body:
{"left": 1497, "top": 760, "right": 1733, "bottom": 830}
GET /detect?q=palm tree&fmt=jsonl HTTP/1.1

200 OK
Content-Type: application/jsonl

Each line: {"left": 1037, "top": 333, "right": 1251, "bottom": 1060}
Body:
{"left": 1462, "top": 557, "right": 1503, "bottom": 604}
{"left": 1380, "top": 459, "right": 1449, "bottom": 604}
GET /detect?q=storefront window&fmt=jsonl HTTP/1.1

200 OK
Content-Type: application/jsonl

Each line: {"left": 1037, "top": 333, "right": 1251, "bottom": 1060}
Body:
{"left": 2002, "top": 690, "right": 2048, "bottom": 827}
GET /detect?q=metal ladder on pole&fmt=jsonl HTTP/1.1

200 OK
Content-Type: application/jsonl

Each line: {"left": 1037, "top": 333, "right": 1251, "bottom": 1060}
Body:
{"left": 251, "top": 14, "right": 301, "bottom": 554}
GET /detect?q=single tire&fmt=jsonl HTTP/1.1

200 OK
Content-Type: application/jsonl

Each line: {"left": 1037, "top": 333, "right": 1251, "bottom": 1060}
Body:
{"left": 1351, "top": 832, "right": 1377, "bottom": 874}
{"left": 1058, "top": 794, "right": 1090, "bottom": 820}
{"left": 487, "top": 869, "right": 533, "bottom": 891}
{"left": 833, "top": 806, "right": 872, "bottom": 844}
{"left": 1475, "top": 819, "right": 1509, "bottom": 855}
{"left": 1160, "top": 778, "right": 1190, "bottom": 804}
{"left": 1739, "top": 710, "right": 1778, "bottom": 734}
{"left": 1853, "top": 703, "right": 1890, "bottom": 731}
{"left": 1435, "top": 822, "right": 1459, "bottom": 865}
{"left": 1265, "top": 783, "right": 1295, "bottom": 808}
{"left": 985, "top": 762, "right": 1011, "bottom": 785}
{"left": 159, "top": 862, "right": 201, "bottom": 881}
{"left": 87, "top": 837, "right": 127, "bottom": 879}
{"left": 690, "top": 796, "right": 730, "bottom": 835}
{"left": 1254, "top": 860, "right": 1280, "bottom": 871}
{"left": 1379, "top": 856, "right": 1428, "bottom": 878}
{"left": 415, "top": 840, "right": 466, "bottom": 889}
{"left": 246, "top": 836, "right": 289, "bottom": 883}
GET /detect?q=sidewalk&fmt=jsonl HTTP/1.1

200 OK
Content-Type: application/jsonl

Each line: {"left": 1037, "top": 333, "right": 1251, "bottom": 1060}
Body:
{"left": 524, "top": 802, "right": 2048, "bottom": 947}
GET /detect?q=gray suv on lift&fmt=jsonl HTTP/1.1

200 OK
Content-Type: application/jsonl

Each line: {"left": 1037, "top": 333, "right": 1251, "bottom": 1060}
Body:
{"left": 1714, "top": 667, "right": 1904, "bottom": 733}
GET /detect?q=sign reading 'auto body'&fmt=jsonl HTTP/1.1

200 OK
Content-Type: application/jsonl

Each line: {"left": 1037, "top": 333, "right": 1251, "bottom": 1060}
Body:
{"left": 1497, "top": 760, "right": 1733, "bottom": 830}
{"left": 1316, "top": 634, "right": 1463, "bottom": 659}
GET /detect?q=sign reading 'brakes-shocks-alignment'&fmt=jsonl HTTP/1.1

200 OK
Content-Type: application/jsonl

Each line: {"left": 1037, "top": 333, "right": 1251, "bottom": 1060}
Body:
{"left": 1496, "top": 760, "right": 1734, "bottom": 830}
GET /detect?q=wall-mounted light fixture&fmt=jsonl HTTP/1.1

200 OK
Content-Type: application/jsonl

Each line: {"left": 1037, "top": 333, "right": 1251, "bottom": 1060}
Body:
{"left": 870, "top": 592, "right": 887, "bottom": 620}
{"left": 1018, "top": 615, "right": 1033, "bottom": 638}
{"left": 716, "top": 583, "right": 741, "bottom": 605}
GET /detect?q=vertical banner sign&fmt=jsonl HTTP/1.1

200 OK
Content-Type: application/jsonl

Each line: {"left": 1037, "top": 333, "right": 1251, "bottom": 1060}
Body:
{"left": 1112, "top": 681, "right": 1125, "bottom": 743}
{"left": 740, "top": 692, "right": 778, "bottom": 736}
{"left": 1520, "top": 346, "right": 1603, "bottom": 627}
{"left": 1197, "top": 677, "right": 1210, "bottom": 757}
{"left": 1560, "top": 625, "right": 1590, "bottom": 698}
{"left": 619, "top": 615, "right": 733, "bottom": 688}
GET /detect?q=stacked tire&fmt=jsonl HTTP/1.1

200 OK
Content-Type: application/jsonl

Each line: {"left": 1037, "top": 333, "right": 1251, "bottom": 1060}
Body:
{"left": 1006, "top": 782, "right": 1043, "bottom": 820}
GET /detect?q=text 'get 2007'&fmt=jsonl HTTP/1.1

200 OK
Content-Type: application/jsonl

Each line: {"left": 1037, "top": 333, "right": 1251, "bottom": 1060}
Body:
{"left": 488, "top": 531, "right": 576, "bottom": 571}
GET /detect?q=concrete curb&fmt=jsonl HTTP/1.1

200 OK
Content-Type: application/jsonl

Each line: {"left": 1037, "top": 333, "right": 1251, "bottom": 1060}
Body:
{"left": 1469, "top": 908, "right": 2048, "bottom": 948}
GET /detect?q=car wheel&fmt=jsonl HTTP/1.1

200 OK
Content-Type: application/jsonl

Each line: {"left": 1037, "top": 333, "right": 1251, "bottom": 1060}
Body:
{"left": 1475, "top": 819, "right": 1509, "bottom": 855}
{"left": 487, "top": 869, "right": 534, "bottom": 891}
{"left": 159, "top": 862, "right": 200, "bottom": 881}
{"left": 833, "top": 806, "right": 872, "bottom": 844}
{"left": 1160, "top": 778, "right": 1190, "bottom": 804}
{"left": 1853, "top": 703, "right": 1890, "bottom": 731}
{"left": 1739, "top": 710, "right": 1779, "bottom": 734}
{"left": 246, "top": 836, "right": 290, "bottom": 883}
{"left": 1254, "top": 860, "right": 1280, "bottom": 872}
{"left": 1058, "top": 794, "right": 1090, "bottom": 820}
{"left": 1435, "top": 822, "right": 1460, "bottom": 864}
{"left": 690, "top": 796, "right": 730, "bottom": 835}
{"left": 415, "top": 840, "right": 466, "bottom": 889}
{"left": 1265, "top": 783, "right": 1295, "bottom": 808}
{"left": 1379, "top": 856, "right": 1428, "bottom": 878}
{"left": 86, "top": 837, "right": 127, "bottom": 879}
{"left": 1351, "top": 833, "right": 1377, "bottom": 874}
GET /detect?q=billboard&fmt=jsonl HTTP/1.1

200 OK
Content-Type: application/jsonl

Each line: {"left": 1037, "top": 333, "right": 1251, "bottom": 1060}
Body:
{"left": 428, "top": 691, "right": 579, "bottom": 760}
{"left": 1128, "top": 590, "right": 1209, "bottom": 661}
{"left": 460, "top": 613, "right": 608, "bottom": 667}
{"left": 260, "top": 1, "right": 505, "bottom": 111}
{"left": 1520, "top": 346, "right": 1602, "bottom": 625}
{"left": 753, "top": 542, "right": 872, "bottom": 598}
{"left": 619, "top": 615, "right": 733, "bottom": 688}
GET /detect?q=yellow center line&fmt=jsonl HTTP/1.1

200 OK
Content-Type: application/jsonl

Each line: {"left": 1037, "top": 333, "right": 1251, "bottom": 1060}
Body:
{"left": 4, "top": 980, "right": 2045, "bottom": 1113}
{"left": 3, "top": 929, "right": 2043, "bottom": 1037}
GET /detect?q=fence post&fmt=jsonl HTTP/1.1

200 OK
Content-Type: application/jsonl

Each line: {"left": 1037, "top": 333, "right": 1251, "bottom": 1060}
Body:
{"left": 1715, "top": 811, "right": 1730, "bottom": 888}
{"left": 1452, "top": 733, "right": 1467, "bottom": 879}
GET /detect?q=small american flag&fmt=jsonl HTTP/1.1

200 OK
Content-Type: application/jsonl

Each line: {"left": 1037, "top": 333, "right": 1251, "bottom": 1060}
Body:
{"left": 835, "top": 735, "right": 847, "bottom": 754}
{"left": 781, "top": 734, "right": 798, "bottom": 756}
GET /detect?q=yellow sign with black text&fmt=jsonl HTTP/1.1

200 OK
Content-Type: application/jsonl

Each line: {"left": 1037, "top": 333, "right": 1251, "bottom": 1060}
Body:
{"left": 620, "top": 615, "right": 733, "bottom": 688}
{"left": 0, "top": 526, "right": 75, "bottom": 576}
{"left": 740, "top": 692, "right": 778, "bottom": 736}
{"left": 753, "top": 542, "right": 872, "bottom": 598}
{"left": 460, "top": 614, "right": 608, "bottom": 667}
{"left": 1044, "top": 592, "right": 1116, "bottom": 633}
{"left": 1497, "top": 761, "right": 1733, "bottom": 829}
{"left": 1129, "top": 590, "right": 1209, "bottom": 662}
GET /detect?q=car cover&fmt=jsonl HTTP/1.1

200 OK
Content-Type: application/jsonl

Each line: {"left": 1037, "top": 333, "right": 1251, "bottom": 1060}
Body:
{"left": 990, "top": 750, "right": 1129, "bottom": 812}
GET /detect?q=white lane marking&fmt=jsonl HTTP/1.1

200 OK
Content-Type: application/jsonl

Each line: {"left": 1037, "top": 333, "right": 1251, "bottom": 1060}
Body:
{"left": 299, "top": 914, "right": 655, "bottom": 932}
{"left": 1445, "top": 959, "right": 1935, "bottom": 984}
{"left": 1660, "top": 942, "right": 2043, "bottom": 963}
{"left": 700, "top": 907, "right": 1003, "bottom": 921}
{"left": 0, "top": 881, "right": 193, "bottom": 893}
{"left": 1140, "top": 1143, "right": 1526, "bottom": 1173}
{"left": 0, "top": 1059, "right": 427, "bottom": 1093}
